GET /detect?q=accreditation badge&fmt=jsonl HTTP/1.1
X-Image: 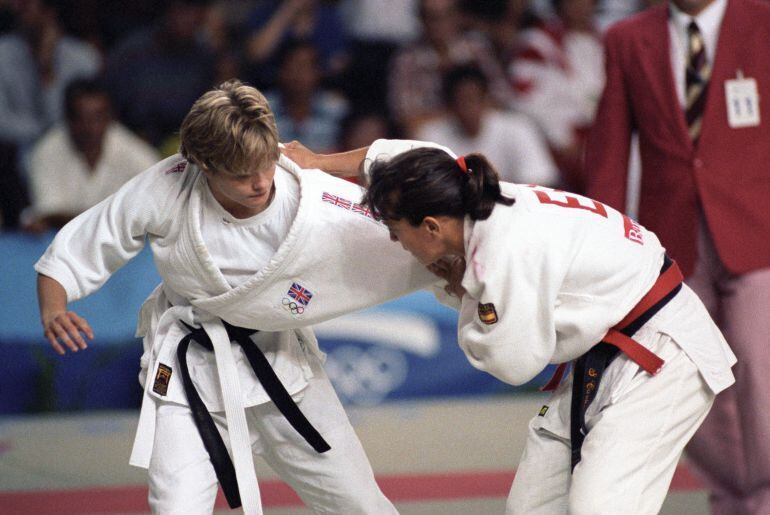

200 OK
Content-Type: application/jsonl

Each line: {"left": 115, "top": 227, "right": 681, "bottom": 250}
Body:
{"left": 725, "top": 71, "right": 761, "bottom": 128}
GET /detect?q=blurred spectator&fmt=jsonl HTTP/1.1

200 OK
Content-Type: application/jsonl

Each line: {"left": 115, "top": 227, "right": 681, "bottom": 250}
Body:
{"left": 266, "top": 40, "right": 348, "bottom": 153}
{"left": 417, "top": 65, "right": 558, "bottom": 186}
{"left": 53, "top": 1, "right": 165, "bottom": 52}
{"left": 23, "top": 78, "right": 158, "bottom": 232}
{"left": 104, "top": 0, "right": 216, "bottom": 149}
{"left": 0, "top": 0, "right": 101, "bottom": 145}
{"left": 388, "top": 0, "right": 511, "bottom": 136}
{"left": 200, "top": 3, "right": 243, "bottom": 86}
{"left": 338, "top": 0, "right": 419, "bottom": 112}
{"left": 339, "top": 0, "right": 419, "bottom": 45}
{"left": 243, "top": 0, "right": 349, "bottom": 90}
{"left": 199, "top": 2, "right": 231, "bottom": 55}
{"left": 0, "top": 0, "right": 100, "bottom": 228}
{"left": 337, "top": 111, "right": 394, "bottom": 152}
{"left": 585, "top": 0, "right": 770, "bottom": 512}
{"left": 508, "top": 0, "right": 604, "bottom": 192}
{"left": 461, "top": 0, "right": 537, "bottom": 67}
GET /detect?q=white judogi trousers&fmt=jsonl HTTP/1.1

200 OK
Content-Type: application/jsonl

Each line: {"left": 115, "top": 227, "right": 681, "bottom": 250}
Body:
{"left": 507, "top": 334, "right": 714, "bottom": 515}
{"left": 148, "top": 355, "right": 396, "bottom": 515}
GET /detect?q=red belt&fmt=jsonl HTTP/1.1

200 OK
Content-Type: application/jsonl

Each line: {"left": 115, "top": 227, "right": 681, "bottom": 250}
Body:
{"left": 542, "top": 259, "right": 684, "bottom": 392}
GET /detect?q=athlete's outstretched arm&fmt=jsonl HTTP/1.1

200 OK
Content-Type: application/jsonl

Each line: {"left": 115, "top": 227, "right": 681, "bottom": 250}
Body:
{"left": 282, "top": 140, "right": 368, "bottom": 181}
{"left": 37, "top": 273, "right": 93, "bottom": 355}
{"left": 282, "top": 139, "right": 457, "bottom": 185}
{"left": 34, "top": 158, "right": 185, "bottom": 355}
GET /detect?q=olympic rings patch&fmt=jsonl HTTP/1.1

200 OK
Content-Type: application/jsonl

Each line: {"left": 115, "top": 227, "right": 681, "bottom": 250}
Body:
{"left": 282, "top": 297, "right": 305, "bottom": 316}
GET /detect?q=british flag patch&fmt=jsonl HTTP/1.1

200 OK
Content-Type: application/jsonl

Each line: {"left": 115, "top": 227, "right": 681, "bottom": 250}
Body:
{"left": 322, "top": 192, "right": 352, "bottom": 209}
{"left": 321, "top": 192, "right": 377, "bottom": 221}
{"left": 287, "top": 282, "right": 313, "bottom": 305}
{"left": 352, "top": 202, "right": 376, "bottom": 219}
{"left": 164, "top": 161, "right": 187, "bottom": 174}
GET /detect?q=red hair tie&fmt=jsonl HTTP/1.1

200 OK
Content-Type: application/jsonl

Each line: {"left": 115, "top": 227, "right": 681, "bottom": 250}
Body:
{"left": 456, "top": 156, "right": 470, "bottom": 174}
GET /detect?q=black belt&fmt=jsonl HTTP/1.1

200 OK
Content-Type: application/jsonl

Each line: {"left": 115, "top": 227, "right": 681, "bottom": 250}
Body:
{"left": 570, "top": 256, "right": 682, "bottom": 471}
{"left": 177, "top": 320, "right": 331, "bottom": 509}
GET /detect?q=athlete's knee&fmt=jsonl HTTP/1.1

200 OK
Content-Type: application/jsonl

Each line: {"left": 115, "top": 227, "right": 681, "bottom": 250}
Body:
{"left": 567, "top": 482, "right": 623, "bottom": 515}
{"left": 507, "top": 477, "right": 570, "bottom": 515}
{"left": 298, "top": 476, "right": 395, "bottom": 515}
{"left": 319, "top": 459, "right": 397, "bottom": 515}
{"left": 148, "top": 481, "right": 218, "bottom": 515}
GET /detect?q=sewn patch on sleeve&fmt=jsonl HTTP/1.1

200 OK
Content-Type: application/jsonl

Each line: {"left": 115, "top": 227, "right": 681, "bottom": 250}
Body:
{"left": 478, "top": 303, "right": 498, "bottom": 325}
{"left": 164, "top": 161, "right": 187, "bottom": 174}
{"left": 153, "top": 364, "right": 172, "bottom": 396}
{"left": 538, "top": 405, "right": 549, "bottom": 417}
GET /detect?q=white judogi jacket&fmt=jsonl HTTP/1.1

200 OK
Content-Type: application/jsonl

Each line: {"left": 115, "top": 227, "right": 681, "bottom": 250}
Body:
{"left": 35, "top": 152, "right": 437, "bottom": 514}
{"left": 367, "top": 138, "right": 735, "bottom": 396}
{"left": 368, "top": 138, "right": 736, "bottom": 438}
{"left": 455, "top": 182, "right": 737, "bottom": 397}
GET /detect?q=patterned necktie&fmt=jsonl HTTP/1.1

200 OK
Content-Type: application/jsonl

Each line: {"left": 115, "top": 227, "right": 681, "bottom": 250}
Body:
{"left": 685, "top": 21, "right": 710, "bottom": 141}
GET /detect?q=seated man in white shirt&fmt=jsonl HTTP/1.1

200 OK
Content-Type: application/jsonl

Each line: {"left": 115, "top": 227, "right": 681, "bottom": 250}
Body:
{"left": 417, "top": 65, "right": 560, "bottom": 187}
{"left": 23, "top": 78, "right": 159, "bottom": 231}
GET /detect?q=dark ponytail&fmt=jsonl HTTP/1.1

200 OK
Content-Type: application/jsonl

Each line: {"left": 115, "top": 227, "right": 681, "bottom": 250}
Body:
{"left": 460, "top": 153, "right": 515, "bottom": 220}
{"left": 364, "top": 147, "right": 515, "bottom": 225}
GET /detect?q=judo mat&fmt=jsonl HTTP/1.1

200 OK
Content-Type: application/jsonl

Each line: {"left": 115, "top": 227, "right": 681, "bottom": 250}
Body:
{"left": 0, "top": 393, "right": 709, "bottom": 514}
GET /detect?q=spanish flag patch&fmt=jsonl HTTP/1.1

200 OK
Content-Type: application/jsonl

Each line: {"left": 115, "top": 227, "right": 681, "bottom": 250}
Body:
{"left": 478, "top": 302, "right": 498, "bottom": 325}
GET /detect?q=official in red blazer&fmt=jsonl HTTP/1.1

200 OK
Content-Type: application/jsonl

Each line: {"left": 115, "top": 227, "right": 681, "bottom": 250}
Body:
{"left": 585, "top": 0, "right": 770, "bottom": 512}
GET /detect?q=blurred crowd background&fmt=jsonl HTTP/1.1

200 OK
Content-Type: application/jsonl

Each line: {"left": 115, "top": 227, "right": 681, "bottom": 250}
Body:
{"left": 2, "top": 0, "right": 650, "bottom": 416}
{"left": 0, "top": 0, "right": 650, "bottom": 232}
{"left": 2, "top": 2, "right": 769, "bottom": 512}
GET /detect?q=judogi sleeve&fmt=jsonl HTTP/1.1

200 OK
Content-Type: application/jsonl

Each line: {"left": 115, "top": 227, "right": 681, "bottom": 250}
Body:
{"left": 362, "top": 139, "right": 456, "bottom": 181}
{"left": 362, "top": 139, "right": 462, "bottom": 309}
{"left": 34, "top": 159, "right": 187, "bottom": 301}
{"left": 457, "top": 217, "right": 569, "bottom": 385}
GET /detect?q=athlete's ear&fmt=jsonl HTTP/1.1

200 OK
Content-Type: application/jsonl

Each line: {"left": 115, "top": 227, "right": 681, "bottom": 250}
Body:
{"left": 422, "top": 216, "right": 441, "bottom": 236}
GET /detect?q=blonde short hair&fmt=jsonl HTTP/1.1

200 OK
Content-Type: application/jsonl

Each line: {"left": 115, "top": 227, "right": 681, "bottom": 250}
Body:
{"left": 179, "top": 79, "right": 280, "bottom": 176}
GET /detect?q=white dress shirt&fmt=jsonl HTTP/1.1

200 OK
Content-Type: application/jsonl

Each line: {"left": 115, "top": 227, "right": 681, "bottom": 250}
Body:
{"left": 29, "top": 123, "right": 159, "bottom": 216}
{"left": 668, "top": 0, "right": 728, "bottom": 107}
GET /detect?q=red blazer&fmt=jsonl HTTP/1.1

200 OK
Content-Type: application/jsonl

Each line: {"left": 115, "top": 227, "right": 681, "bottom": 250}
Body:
{"left": 585, "top": 0, "right": 770, "bottom": 277}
